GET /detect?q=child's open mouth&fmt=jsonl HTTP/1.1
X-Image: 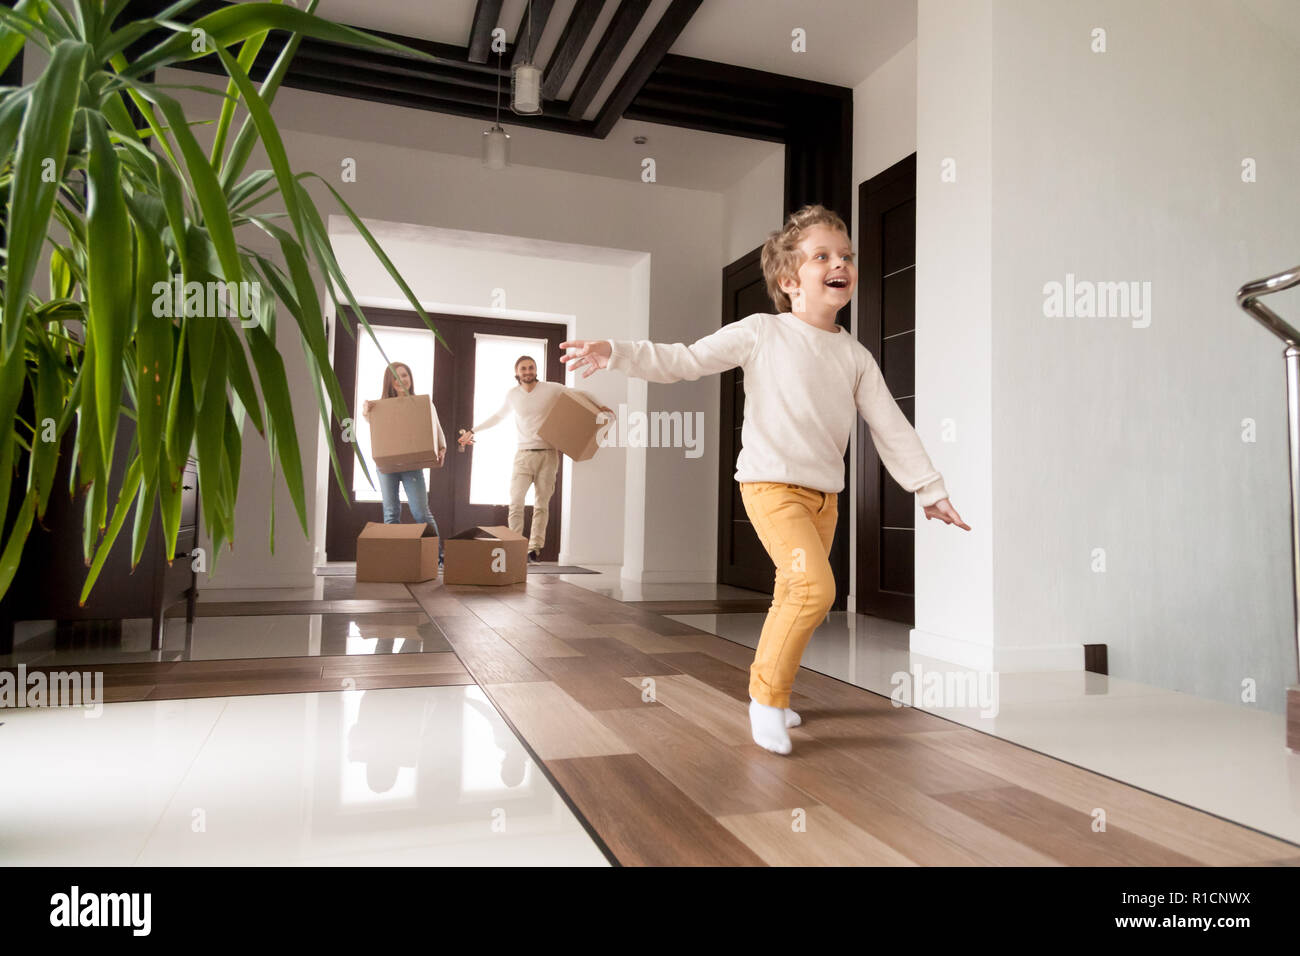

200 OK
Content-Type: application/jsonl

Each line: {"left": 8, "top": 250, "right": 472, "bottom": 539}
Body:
{"left": 825, "top": 277, "right": 849, "bottom": 288}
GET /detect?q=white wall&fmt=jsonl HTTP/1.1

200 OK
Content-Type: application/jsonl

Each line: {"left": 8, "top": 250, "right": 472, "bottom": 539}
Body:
{"left": 319, "top": 222, "right": 646, "bottom": 568}
{"left": 992, "top": 0, "right": 1300, "bottom": 709}
{"left": 916, "top": 0, "right": 1300, "bottom": 711}
{"left": 913, "top": 0, "right": 998, "bottom": 666}
{"left": 723, "top": 148, "right": 785, "bottom": 264}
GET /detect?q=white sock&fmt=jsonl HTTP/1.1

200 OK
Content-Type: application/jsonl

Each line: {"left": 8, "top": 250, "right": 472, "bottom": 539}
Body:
{"left": 749, "top": 698, "right": 792, "bottom": 754}
{"left": 785, "top": 707, "right": 801, "bottom": 728}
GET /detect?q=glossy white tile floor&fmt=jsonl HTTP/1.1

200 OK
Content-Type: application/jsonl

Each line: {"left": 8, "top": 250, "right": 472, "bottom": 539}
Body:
{"left": 3, "top": 611, "right": 455, "bottom": 667}
{"left": 0, "top": 685, "right": 609, "bottom": 866}
{"left": 668, "top": 610, "right": 1300, "bottom": 846}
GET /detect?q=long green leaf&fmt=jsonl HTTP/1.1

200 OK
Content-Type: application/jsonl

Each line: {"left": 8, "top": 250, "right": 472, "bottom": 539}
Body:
{"left": 218, "top": 0, "right": 318, "bottom": 190}
{"left": 3, "top": 39, "right": 86, "bottom": 361}
{"left": 0, "top": 1, "right": 53, "bottom": 60}
{"left": 0, "top": 0, "right": 44, "bottom": 79}
{"left": 192, "top": 317, "right": 228, "bottom": 536}
{"left": 129, "top": 464, "right": 155, "bottom": 569}
{"left": 0, "top": 89, "right": 29, "bottom": 164}
{"left": 0, "top": 490, "right": 37, "bottom": 599}
{"left": 0, "top": 345, "right": 27, "bottom": 548}
{"left": 98, "top": 0, "right": 206, "bottom": 64}
{"left": 131, "top": 212, "right": 172, "bottom": 489}
{"left": 79, "top": 455, "right": 142, "bottom": 605}
{"left": 217, "top": 317, "right": 263, "bottom": 435}
{"left": 242, "top": 322, "right": 307, "bottom": 534}
{"left": 303, "top": 172, "right": 453, "bottom": 355}
{"left": 28, "top": 330, "right": 66, "bottom": 517}
{"left": 209, "top": 0, "right": 283, "bottom": 166}
{"left": 83, "top": 107, "right": 134, "bottom": 477}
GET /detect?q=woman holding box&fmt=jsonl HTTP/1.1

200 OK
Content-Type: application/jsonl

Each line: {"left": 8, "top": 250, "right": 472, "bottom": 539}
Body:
{"left": 362, "top": 361, "right": 447, "bottom": 565}
{"left": 559, "top": 205, "right": 970, "bottom": 755}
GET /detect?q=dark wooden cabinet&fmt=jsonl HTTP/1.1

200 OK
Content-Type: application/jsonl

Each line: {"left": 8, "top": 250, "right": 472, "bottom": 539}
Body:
{"left": 0, "top": 425, "right": 199, "bottom": 655}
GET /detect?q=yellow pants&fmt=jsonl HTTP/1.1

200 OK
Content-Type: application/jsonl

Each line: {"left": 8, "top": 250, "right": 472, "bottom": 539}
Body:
{"left": 739, "top": 481, "right": 838, "bottom": 708}
{"left": 509, "top": 448, "right": 559, "bottom": 552}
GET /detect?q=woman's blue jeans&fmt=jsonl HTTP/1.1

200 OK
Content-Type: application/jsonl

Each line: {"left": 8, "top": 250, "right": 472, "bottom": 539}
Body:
{"left": 378, "top": 468, "right": 444, "bottom": 561}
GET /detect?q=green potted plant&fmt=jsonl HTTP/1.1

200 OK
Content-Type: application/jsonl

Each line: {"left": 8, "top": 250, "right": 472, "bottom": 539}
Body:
{"left": 0, "top": 0, "right": 451, "bottom": 604}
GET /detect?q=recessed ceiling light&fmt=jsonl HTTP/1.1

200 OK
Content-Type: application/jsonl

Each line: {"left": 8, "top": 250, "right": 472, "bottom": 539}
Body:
{"left": 633, "top": 135, "right": 647, "bottom": 145}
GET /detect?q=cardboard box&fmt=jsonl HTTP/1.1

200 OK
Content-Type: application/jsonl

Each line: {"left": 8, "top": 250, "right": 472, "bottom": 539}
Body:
{"left": 356, "top": 522, "right": 439, "bottom": 583}
{"left": 370, "top": 394, "right": 446, "bottom": 475}
{"left": 537, "top": 389, "right": 604, "bottom": 461}
{"left": 442, "top": 526, "right": 528, "bottom": 585}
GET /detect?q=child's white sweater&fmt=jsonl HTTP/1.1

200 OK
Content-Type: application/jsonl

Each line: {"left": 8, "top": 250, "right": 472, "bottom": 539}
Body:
{"left": 605, "top": 312, "right": 949, "bottom": 506}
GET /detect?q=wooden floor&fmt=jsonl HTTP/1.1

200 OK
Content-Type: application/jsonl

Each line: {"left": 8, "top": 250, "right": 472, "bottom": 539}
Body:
{"left": 407, "top": 575, "right": 1300, "bottom": 867}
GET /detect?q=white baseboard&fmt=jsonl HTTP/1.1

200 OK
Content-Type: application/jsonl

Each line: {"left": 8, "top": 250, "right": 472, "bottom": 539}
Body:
{"left": 910, "top": 628, "right": 1087, "bottom": 672}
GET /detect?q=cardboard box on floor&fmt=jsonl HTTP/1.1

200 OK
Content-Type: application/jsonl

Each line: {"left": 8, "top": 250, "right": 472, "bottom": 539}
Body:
{"left": 443, "top": 526, "right": 528, "bottom": 585}
{"left": 370, "top": 394, "right": 445, "bottom": 474}
{"left": 356, "top": 522, "right": 439, "bottom": 583}
{"left": 537, "top": 389, "right": 605, "bottom": 461}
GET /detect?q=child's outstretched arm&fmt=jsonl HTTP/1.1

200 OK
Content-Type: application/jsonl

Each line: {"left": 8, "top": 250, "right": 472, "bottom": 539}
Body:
{"left": 854, "top": 349, "right": 969, "bottom": 529}
{"left": 561, "top": 319, "right": 759, "bottom": 383}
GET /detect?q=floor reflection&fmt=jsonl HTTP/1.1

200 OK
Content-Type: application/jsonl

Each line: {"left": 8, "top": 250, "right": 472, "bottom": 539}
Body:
{"left": 1, "top": 684, "right": 608, "bottom": 865}
{"left": 3, "top": 611, "right": 454, "bottom": 668}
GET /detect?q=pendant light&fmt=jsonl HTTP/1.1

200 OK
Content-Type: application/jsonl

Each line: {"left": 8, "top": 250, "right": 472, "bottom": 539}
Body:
{"left": 483, "top": 43, "right": 510, "bottom": 169}
{"left": 511, "top": 0, "right": 543, "bottom": 115}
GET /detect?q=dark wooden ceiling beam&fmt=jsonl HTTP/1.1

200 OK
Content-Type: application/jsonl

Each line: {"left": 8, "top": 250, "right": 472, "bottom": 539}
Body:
{"left": 619, "top": 103, "right": 787, "bottom": 144}
{"left": 290, "top": 45, "right": 502, "bottom": 94}
{"left": 591, "top": 0, "right": 702, "bottom": 138}
{"left": 627, "top": 94, "right": 787, "bottom": 136}
{"left": 540, "top": 0, "right": 603, "bottom": 101}
{"left": 176, "top": 53, "right": 599, "bottom": 137}
{"left": 467, "top": 0, "right": 505, "bottom": 64}
{"left": 511, "top": 0, "right": 556, "bottom": 68}
{"left": 566, "top": 0, "right": 650, "bottom": 119}
{"left": 652, "top": 52, "right": 853, "bottom": 100}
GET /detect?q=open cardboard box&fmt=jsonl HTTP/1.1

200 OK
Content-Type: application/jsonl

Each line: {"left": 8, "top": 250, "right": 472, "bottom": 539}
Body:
{"left": 370, "top": 394, "right": 446, "bottom": 474}
{"left": 356, "top": 522, "right": 439, "bottom": 583}
{"left": 443, "top": 526, "right": 528, "bottom": 585}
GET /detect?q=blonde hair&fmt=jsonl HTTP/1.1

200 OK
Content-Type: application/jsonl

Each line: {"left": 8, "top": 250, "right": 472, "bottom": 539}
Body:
{"left": 760, "top": 204, "right": 850, "bottom": 314}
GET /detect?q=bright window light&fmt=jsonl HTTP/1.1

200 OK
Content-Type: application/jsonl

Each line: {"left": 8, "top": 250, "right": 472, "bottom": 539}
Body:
{"left": 353, "top": 326, "right": 436, "bottom": 503}
{"left": 470, "top": 333, "right": 547, "bottom": 506}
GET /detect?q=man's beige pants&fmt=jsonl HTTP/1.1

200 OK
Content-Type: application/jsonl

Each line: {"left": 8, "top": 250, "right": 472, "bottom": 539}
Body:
{"left": 509, "top": 448, "right": 559, "bottom": 552}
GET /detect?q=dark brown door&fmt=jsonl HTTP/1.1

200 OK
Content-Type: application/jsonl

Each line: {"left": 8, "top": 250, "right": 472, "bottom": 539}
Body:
{"left": 326, "top": 309, "right": 566, "bottom": 562}
{"left": 856, "top": 153, "right": 918, "bottom": 622}
{"left": 717, "top": 249, "right": 774, "bottom": 594}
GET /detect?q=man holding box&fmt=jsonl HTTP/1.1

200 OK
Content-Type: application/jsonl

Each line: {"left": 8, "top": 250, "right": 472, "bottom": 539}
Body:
{"left": 458, "top": 356, "right": 609, "bottom": 562}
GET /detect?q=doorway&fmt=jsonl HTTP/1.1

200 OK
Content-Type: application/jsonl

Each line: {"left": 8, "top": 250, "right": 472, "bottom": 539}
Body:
{"left": 856, "top": 153, "right": 918, "bottom": 622}
{"left": 326, "top": 307, "right": 569, "bottom": 562}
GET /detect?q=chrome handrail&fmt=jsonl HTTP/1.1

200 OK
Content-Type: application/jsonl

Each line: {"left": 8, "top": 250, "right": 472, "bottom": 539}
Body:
{"left": 1239, "top": 263, "right": 1300, "bottom": 688}
{"left": 1238, "top": 264, "right": 1300, "bottom": 345}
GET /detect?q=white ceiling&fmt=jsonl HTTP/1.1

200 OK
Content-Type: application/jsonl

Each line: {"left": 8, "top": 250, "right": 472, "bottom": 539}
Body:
{"left": 214, "top": 0, "right": 920, "bottom": 190}
{"left": 671, "top": 0, "right": 917, "bottom": 88}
